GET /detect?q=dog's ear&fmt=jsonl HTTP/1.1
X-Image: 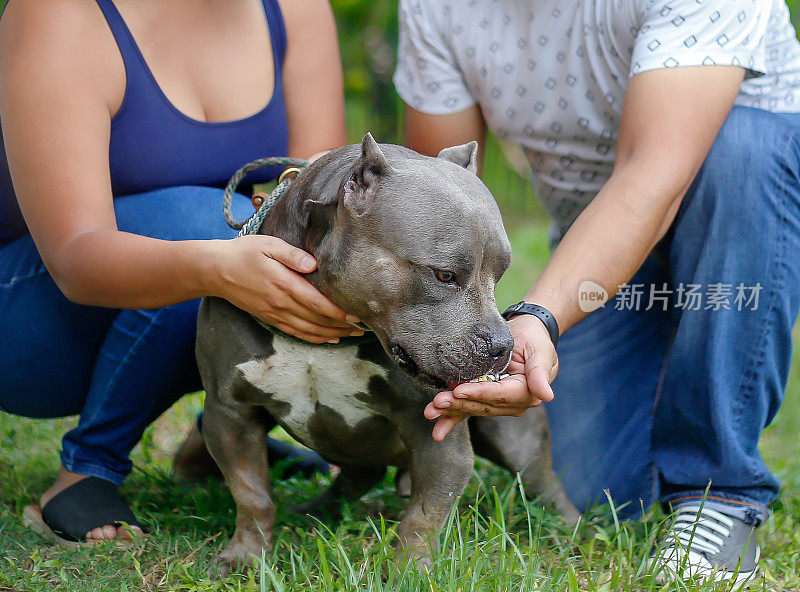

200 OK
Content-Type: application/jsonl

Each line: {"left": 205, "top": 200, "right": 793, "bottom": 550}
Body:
{"left": 437, "top": 141, "right": 479, "bottom": 175}
{"left": 343, "top": 133, "right": 391, "bottom": 214}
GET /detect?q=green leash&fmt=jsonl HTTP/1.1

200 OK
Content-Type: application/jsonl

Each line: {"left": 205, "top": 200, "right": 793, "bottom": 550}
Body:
{"left": 222, "top": 156, "right": 310, "bottom": 235}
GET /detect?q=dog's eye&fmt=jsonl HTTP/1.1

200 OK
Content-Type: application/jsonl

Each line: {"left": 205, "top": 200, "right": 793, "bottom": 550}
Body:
{"left": 434, "top": 270, "right": 455, "bottom": 283}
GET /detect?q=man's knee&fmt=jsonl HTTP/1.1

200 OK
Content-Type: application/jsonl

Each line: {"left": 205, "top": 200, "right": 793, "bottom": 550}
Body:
{"left": 680, "top": 106, "right": 799, "bottom": 233}
{"left": 698, "top": 107, "right": 795, "bottom": 202}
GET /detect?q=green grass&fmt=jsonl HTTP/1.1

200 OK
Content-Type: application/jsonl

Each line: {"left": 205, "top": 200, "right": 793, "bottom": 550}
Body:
{"left": 2, "top": 379, "right": 798, "bottom": 592}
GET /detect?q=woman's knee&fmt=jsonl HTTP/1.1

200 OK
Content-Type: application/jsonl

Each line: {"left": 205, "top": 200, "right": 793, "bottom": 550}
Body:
{"left": 115, "top": 299, "right": 202, "bottom": 355}
{"left": 113, "top": 186, "right": 254, "bottom": 241}
{"left": 97, "top": 301, "right": 203, "bottom": 400}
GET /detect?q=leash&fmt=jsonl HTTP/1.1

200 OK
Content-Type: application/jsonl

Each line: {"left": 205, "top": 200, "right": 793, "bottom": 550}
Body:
{"left": 222, "top": 156, "right": 310, "bottom": 235}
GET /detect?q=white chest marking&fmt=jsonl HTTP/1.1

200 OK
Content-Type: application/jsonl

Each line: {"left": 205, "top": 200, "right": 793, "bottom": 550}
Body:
{"left": 235, "top": 335, "right": 387, "bottom": 444}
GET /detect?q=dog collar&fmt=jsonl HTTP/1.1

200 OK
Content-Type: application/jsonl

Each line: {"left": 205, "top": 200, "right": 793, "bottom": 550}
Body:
{"left": 252, "top": 316, "right": 378, "bottom": 348}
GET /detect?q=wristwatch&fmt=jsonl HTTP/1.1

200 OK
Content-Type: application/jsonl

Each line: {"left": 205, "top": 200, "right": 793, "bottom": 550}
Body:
{"left": 502, "top": 302, "right": 560, "bottom": 348}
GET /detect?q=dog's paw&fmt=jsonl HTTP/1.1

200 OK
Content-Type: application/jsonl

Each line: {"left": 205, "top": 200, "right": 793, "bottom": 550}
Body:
{"left": 207, "top": 557, "right": 234, "bottom": 579}
{"left": 394, "top": 542, "right": 434, "bottom": 571}
{"left": 207, "top": 544, "right": 264, "bottom": 579}
{"left": 560, "top": 504, "right": 583, "bottom": 528}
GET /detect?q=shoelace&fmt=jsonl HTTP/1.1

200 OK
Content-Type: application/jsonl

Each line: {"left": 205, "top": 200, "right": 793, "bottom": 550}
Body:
{"left": 664, "top": 504, "right": 735, "bottom": 556}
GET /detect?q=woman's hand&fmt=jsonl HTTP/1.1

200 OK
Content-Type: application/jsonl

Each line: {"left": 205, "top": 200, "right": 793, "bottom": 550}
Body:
{"left": 423, "top": 315, "right": 558, "bottom": 441}
{"left": 210, "top": 235, "right": 363, "bottom": 344}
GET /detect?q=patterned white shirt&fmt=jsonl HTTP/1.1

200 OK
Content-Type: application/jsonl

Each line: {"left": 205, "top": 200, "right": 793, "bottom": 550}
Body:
{"left": 394, "top": 0, "right": 800, "bottom": 243}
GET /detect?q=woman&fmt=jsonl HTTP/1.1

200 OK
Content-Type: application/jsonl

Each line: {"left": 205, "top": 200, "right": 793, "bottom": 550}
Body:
{"left": 0, "top": 0, "right": 361, "bottom": 544}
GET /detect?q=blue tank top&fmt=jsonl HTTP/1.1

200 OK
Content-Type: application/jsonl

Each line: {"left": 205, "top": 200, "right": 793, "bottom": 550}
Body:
{"left": 0, "top": 0, "right": 289, "bottom": 243}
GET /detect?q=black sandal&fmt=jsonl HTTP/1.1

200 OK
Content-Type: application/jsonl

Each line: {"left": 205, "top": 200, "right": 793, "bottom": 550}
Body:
{"left": 23, "top": 477, "right": 148, "bottom": 547}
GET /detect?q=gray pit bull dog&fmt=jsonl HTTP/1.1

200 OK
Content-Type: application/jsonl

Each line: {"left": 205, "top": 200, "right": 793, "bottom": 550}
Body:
{"left": 196, "top": 134, "right": 579, "bottom": 575}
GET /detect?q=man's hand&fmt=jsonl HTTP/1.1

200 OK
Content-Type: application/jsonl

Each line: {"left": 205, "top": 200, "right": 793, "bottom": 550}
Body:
{"left": 423, "top": 315, "right": 559, "bottom": 441}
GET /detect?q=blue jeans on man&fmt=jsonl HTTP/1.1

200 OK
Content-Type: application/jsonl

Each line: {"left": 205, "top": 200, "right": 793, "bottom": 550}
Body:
{"left": 549, "top": 106, "right": 800, "bottom": 524}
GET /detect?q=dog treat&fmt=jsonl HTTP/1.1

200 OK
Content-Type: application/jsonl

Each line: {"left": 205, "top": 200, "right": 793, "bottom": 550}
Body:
{"left": 471, "top": 373, "right": 510, "bottom": 383}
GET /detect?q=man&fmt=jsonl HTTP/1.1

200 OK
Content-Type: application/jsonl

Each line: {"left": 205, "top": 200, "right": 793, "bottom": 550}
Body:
{"left": 394, "top": 0, "right": 800, "bottom": 586}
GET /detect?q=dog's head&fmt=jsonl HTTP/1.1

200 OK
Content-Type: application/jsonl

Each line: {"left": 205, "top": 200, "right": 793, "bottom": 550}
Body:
{"left": 306, "top": 134, "right": 513, "bottom": 388}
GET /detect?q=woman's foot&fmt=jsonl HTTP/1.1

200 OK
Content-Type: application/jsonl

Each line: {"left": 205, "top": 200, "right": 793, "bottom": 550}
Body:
{"left": 39, "top": 467, "right": 144, "bottom": 543}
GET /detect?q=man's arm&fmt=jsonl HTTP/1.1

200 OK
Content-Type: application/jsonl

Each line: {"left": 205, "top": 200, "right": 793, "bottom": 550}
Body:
{"left": 527, "top": 65, "right": 745, "bottom": 329}
{"left": 404, "top": 104, "right": 488, "bottom": 175}
{"left": 423, "top": 65, "right": 746, "bottom": 441}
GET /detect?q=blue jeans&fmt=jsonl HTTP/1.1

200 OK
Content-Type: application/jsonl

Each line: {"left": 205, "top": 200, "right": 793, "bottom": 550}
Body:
{"left": 0, "top": 187, "right": 253, "bottom": 484}
{"left": 548, "top": 106, "right": 800, "bottom": 525}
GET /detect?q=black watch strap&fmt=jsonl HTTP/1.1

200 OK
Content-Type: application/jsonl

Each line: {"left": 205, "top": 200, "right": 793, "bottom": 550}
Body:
{"left": 502, "top": 302, "right": 560, "bottom": 348}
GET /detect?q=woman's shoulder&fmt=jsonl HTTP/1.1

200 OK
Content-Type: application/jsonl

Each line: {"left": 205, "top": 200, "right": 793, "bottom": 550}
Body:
{"left": 0, "top": 0, "right": 123, "bottom": 111}
{"left": 1, "top": 0, "right": 108, "bottom": 50}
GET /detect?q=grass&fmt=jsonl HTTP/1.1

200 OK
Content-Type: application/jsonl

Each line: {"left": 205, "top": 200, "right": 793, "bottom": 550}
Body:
{"left": 2, "top": 349, "right": 799, "bottom": 592}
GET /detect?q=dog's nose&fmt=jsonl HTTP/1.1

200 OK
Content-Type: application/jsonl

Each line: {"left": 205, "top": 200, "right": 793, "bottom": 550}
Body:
{"left": 489, "top": 333, "right": 514, "bottom": 367}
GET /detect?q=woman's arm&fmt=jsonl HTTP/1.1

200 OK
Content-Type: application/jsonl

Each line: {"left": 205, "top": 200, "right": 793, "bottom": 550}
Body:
{"left": 0, "top": 0, "right": 357, "bottom": 344}
{"left": 421, "top": 65, "right": 746, "bottom": 440}
{"left": 280, "top": 0, "right": 347, "bottom": 158}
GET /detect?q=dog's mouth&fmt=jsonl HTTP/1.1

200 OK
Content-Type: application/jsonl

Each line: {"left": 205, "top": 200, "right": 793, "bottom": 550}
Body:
{"left": 390, "top": 343, "right": 448, "bottom": 389}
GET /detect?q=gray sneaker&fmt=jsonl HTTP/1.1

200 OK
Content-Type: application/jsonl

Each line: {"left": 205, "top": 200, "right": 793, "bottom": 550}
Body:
{"left": 646, "top": 503, "right": 760, "bottom": 589}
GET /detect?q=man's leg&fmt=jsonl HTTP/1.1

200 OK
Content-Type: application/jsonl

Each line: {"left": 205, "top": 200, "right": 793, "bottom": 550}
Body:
{"left": 645, "top": 106, "right": 800, "bottom": 586}
{"left": 655, "top": 106, "right": 800, "bottom": 523}
{"left": 547, "top": 257, "right": 673, "bottom": 517}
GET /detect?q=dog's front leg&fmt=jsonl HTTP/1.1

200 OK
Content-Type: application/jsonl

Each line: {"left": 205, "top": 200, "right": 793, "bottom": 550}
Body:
{"left": 203, "top": 396, "right": 275, "bottom": 577}
{"left": 394, "top": 419, "right": 473, "bottom": 568}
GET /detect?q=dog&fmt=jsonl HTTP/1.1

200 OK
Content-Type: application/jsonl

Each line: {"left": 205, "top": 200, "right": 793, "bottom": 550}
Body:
{"left": 196, "top": 134, "right": 579, "bottom": 575}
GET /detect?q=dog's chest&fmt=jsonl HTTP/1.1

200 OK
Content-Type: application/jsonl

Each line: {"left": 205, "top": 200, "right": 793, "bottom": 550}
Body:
{"left": 235, "top": 335, "right": 388, "bottom": 445}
